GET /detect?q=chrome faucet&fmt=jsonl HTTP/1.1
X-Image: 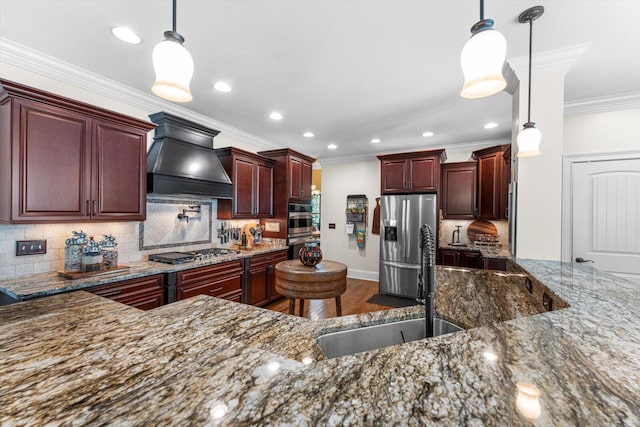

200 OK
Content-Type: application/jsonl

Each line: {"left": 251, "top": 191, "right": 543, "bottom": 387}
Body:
{"left": 417, "top": 224, "right": 436, "bottom": 338}
{"left": 451, "top": 225, "right": 462, "bottom": 245}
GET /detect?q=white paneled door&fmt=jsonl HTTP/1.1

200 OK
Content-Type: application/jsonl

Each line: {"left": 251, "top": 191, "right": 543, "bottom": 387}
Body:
{"left": 572, "top": 157, "right": 640, "bottom": 284}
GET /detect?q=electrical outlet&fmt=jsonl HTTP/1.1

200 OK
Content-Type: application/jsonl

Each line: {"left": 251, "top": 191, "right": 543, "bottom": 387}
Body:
{"left": 525, "top": 277, "right": 533, "bottom": 293}
{"left": 16, "top": 240, "right": 47, "bottom": 256}
{"left": 542, "top": 292, "right": 553, "bottom": 312}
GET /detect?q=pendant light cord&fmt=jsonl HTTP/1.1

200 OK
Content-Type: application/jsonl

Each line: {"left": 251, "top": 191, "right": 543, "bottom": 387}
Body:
{"left": 172, "top": 0, "right": 177, "bottom": 33}
{"left": 480, "top": 0, "right": 484, "bottom": 20}
{"left": 527, "top": 18, "right": 533, "bottom": 123}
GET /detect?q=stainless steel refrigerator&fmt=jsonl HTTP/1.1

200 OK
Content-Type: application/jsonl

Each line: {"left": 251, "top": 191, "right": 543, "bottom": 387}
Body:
{"left": 379, "top": 194, "right": 437, "bottom": 299}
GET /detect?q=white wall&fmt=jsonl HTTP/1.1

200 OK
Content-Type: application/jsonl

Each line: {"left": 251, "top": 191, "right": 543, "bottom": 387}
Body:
{"left": 514, "top": 74, "right": 565, "bottom": 261}
{"left": 564, "top": 108, "right": 640, "bottom": 155}
{"left": 320, "top": 159, "right": 380, "bottom": 281}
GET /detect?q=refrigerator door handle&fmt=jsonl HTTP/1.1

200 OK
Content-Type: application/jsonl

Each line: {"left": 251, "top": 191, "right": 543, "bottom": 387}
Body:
{"left": 399, "top": 199, "right": 407, "bottom": 260}
{"left": 405, "top": 198, "right": 411, "bottom": 259}
{"left": 381, "top": 260, "right": 421, "bottom": 270}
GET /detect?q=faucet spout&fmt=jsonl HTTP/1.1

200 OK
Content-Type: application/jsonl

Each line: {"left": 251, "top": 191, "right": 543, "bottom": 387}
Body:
{"left": 418, "top": 224, "right": 436, "bottom": 338}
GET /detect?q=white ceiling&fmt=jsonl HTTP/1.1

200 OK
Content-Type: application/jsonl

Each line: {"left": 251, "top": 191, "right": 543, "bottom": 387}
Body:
{"left": 1, "top": 0, "right": 639, "bottom": 162}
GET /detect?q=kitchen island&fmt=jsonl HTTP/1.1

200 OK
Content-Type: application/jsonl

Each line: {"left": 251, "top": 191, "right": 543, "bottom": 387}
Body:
{"left": 1, "top": 260, "right": 638, "bottom": 425}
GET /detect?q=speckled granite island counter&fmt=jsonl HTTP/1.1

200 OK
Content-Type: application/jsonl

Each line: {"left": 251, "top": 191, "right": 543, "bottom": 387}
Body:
{"left": 0, "top": 245, "right": 288, "bottom": 302}
{"left": 1, "top": 260, "right": 639, "bottom": 425}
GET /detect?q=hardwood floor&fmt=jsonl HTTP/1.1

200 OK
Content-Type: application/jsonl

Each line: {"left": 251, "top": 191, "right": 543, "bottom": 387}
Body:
{"left": 265, "top": 278, "right": 391, "bottom": 320}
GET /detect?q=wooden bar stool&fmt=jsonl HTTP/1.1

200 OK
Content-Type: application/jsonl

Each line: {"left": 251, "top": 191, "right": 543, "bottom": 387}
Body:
{"left": 274, "top": 260, "right": 347, "bottom": 317}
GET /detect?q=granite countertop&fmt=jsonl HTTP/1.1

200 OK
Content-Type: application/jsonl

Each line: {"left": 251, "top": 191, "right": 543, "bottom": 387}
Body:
{"left": 0, "top": 245, "right": 288, "bottom": 301}
{"left": 440, "top": 243, "right": 512, "bottom": 259}
{"left": 1, "top": 260, "right": 639, "bottom": 425}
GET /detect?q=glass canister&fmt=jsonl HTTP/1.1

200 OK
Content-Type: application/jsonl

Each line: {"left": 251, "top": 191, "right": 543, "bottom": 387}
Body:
{"left": 64, "top": 230, "right": 88, "bottom": 272}
{"left": 100, "top": 235, "right": 118, "bottom": 269}
{"left": 82, "top": 239, "right": 103, "bottom": 272}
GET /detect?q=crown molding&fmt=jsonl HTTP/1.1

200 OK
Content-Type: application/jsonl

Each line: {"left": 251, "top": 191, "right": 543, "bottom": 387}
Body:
{"left": 564, "top": 92, "right": 640, "bottom": 116}
{"left": 0, "top": 37, "right": 279, "bottom": 151}
{"left": 507, "top": 43, "right": 590, "bottom": 81}
{"left": 318, "top": 138, "right": 511, "bottom": 165}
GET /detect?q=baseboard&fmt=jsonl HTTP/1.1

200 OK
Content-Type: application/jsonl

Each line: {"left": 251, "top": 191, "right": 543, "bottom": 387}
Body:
{"left": 346, "top": 269, "right": 378, "bottom": 282}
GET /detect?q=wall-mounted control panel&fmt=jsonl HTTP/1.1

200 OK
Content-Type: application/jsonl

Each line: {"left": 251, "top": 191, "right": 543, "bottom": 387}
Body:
{"left": 16, "top": 240, "right": 47, "bottom": 256}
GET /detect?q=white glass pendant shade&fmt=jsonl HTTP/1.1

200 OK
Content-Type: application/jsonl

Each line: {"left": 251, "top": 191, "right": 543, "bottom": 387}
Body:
{"left": 152, "top": 36, "right": 194, "bottom": 103}
{"left": 460, "top": 28, "right": 507, "bottom": 99}
{"left": 517, "top": 123, "right": 542, "bottom": 157}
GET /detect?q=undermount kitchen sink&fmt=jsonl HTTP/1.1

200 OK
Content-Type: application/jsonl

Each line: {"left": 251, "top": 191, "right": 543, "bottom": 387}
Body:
{"left": 317, "top": 318, "right": 463, "bottom": 359}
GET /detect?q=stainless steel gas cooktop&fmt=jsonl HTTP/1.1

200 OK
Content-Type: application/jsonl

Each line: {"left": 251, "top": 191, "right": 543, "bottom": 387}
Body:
{"left": 149, "top": 248, "right": 241, "bottom": 264}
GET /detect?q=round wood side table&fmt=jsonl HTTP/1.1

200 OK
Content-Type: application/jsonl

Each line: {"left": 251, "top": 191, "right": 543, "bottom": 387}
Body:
{"left": 274, "top": 259, "right": 347, "bottom": 317}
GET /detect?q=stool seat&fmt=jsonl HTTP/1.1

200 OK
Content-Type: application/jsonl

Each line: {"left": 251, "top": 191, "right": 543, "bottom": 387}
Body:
{"left": 275, "top": 260, "right": 347, "bottom": 317}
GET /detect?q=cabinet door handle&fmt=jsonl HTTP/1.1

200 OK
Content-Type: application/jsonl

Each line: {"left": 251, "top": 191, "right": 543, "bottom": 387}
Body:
{"left": 208, "top": 286, "right": 224, "bottom": 294}
{"left": 505, "top": 207, "right": 509, "bottom": 218}
{"left": 92, "top": 200, "right": 97, "bottom": 216}
{"left": 86, "top": 200, "right": 91, "bottom": 216}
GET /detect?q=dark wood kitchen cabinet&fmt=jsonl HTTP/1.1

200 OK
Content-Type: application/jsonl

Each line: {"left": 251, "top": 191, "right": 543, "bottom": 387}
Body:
{"left": 472, "top": 144, "right": 510, "bottom": 220}
{"left": 247, "top": 249, "right": 288, "bottom": 306}
{"left": 439, "top": 248, "right": 481, "bottom": 269}
{"left": 0, "top": 79, "right": 153, "bottom": 224}
{"left": 377, "top": 149, "right": 447, "bottom": 194}
{"left": 176, "top": 259, "right": 244, "bottom": 302}
{"left": 441, "top": 162, "right": 477, "bottom": 219}
{"left": 439, "top": 248, "right": 506, "bottom": 271}
{"left": 481, "top": 256, "right": 508, "bottom": 271}
{"left": 259, "top": 148, "right": 315, "bottom": 201}
{"left": 215, "top": 147, "right": 275, "bottom": 219}
{"left": 88, "top": 274, "right": 165, "bottom": 310}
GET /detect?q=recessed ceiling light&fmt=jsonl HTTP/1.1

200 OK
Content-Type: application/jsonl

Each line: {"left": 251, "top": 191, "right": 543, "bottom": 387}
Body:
{"left": 370, "top": 138, "right": 381, "bottom": 144}
{"left": 328, "top": 143, "right": 337, "bottom": 150}
{"left": 422, "top": 131, "right": 435, "bottom": 137}
{"left": 110, "top": 26, "right": 142, "bottom": 45}
{"left": 484, "top": 122, "right": 498, "bottom": 129}
{"left": 303, "top": 132, "right": 314, "bottom": 138}
{"left": 213, "top": 81, "right": 232, "bottom": 93}
{"left": 269, "top": 112, "right": 283, "bottom": 121}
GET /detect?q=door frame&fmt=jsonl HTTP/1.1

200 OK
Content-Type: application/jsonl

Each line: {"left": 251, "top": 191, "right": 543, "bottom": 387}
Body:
{"left": 561, "top": 150, "right": 640, "bottom": 263}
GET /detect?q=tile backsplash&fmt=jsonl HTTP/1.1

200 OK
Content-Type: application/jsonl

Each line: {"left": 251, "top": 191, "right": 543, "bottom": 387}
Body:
{"left": 440, "top": 219, "right": 509, "bottom": 247}
{"left": 141, "top": 199, "right": 213, "bottom": 250}
{"left": 0, "top": 197, "right": 262, "bottom": 280}
{"left": 0, "top": 221, "right": 139, "bottom": 279}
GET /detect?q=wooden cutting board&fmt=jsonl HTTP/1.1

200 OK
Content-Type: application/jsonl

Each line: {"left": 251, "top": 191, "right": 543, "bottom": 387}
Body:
{"left": 467, "top": 220, "right": 497, "bottom": 242}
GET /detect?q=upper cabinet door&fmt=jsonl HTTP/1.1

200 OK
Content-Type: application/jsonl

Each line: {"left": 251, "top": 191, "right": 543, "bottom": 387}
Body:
{"left": 409, "top": 157, "right": 437, "bottom": 192}
{"left": 232, "top": 156, "right": 256, "bottom": 218}
{"left": 301, "top": 160, "right": 312, "bottom": 199}
{"left": 289, "top": 157, "right": 302, "bottom": 198}
{"left": 473, "top": 145, "right": 510, "bottom": 220}
{"left": 441, "top": 162, "right": 477, "bottom": 219}
{"left": 380, "top": 160, "right": 407, "bottom": 193}
{"left": 13, "top": 99, "right": 91, "bottom": 222}
{"left": 256, "top": 162, "right": 273, "bottom": 217}
{"left": 92, "top": 119, "right": 147, "bottom": 221}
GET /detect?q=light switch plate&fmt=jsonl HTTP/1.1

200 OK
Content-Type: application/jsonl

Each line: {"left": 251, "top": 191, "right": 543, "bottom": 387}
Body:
{"left": 264, "top": 222, "right": 280, "bottom": 232}
{"left": 16, "top": 240, "right": 47, "bottom": 256}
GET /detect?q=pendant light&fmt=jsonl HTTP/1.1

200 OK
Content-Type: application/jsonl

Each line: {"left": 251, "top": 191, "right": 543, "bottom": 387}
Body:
{"left": 152, "top": 0, "right": 193, "bottom": 103}
{"left": 516, "top": 6, "right": 544, "bottom": 157}
{"left": 460, "top": 0, "right": 507, "bottom": 99}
